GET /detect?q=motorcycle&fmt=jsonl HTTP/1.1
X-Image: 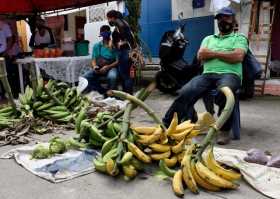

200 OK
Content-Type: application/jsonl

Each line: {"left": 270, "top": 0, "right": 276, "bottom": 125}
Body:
{"left": 155, "top": 13, "right": 201, "bottom": 94}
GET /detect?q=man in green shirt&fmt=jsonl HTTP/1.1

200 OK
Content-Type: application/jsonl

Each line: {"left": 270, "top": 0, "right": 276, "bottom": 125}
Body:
{"left": 163, "top": 7, "right": 248, "bottom": 145}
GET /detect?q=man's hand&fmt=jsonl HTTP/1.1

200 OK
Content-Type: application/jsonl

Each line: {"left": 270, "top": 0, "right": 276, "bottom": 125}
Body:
{"left": 197, "top": 48, "right": 216, "bottom": 61}
{"left": 99, "top": 65, "right": 109, "bottom": 74}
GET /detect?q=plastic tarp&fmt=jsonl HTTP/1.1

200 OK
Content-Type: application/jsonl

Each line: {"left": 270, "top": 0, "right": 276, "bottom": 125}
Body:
{"left": 0, "top": 0, "right": 116, "bottom": 14}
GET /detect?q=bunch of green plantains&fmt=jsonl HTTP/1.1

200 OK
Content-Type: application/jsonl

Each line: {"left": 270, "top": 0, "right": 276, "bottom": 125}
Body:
{"left": 0, "top": 78, "right": 91, "bottom": 130}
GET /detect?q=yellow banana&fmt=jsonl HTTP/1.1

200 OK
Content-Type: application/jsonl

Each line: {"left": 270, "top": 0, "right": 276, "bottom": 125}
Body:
{"left": 190, "top": 159, "right": 220, "bottom": 191}
{"left": 132, "top": 126, "right": 156, "bottom": 135}
{"left": 137, "top": 127, "right": 162, "bottom": 145}
{"left": 166, "top": 112, "right": 178, "bottom": 135}
{"left": 195, "top": 161, "right": 239, "bottom": 189}
{"left": 159, "top": 131, "right": 168, "bottom": 144}
{"left": 170, "top": 127, "right": 193, "bottom": 141}
{"left": 203, "top": 147, "right": 241, "bottom": 181}
{"left": 149, "top": 143, "right": 171, "bottom": 153}
{"left": 172, "top": 169, "right": 184, "bottom": 197}
{"left": 177, "top": 151, "right": 185, "bottom": 163}
{"left": 195, "top": 112, "right": 215, "bottom": 131}
{"left": 150, "top": 150, "right": 171, "bottom": 161}
{"left": 182, "top": 155, "right": 199, "bottom": 194}
{"left": 127, "top": 142, "right": 152, "bottom": 163}
{"left": 171, "top": 139, "right": 185, "bottom": 154}
{"left": 164, "top": 156, "right": 177, "bottom": 167}
{"left": 186, "top": 130, "right": 201, "bottom": 139}
{"left": 122, "top": 164, "right": 138, "bottom": 179}
{"left": 174, "top": 120, "right": 195, "bottom": 133}
{"left": 106, "top": 158, "right": 119, "bottom": 176}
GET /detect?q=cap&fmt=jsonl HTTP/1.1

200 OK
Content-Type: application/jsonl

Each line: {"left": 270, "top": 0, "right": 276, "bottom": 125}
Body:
{"left": 215, "top": 7, "right": 236, "bottom": 19}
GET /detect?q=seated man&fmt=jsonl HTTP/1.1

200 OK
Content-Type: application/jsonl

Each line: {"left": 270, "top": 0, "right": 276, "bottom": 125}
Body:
{"left": 162, "top": 7, "right": 248, "bottom": 145}
{"left": 84, "top": 25, "right": 118, "bottom": 95}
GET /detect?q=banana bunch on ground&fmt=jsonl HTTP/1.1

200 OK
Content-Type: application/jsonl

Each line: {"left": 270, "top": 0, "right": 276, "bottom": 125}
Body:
{"left": 131, "top": 113, "right": 201, "bottom": 167}
{"left": 93, "top": 139, "right": 146, "bottom": 180}
{"left": 18, "top": 86, "right": 34, "bottom": 116}
{"left": 167, "top": 144, "right": 241, "bottom": 197}
{"left": 26, "top": 79, "right": 89, "bottom": 123}
{"left": 0, "top": 105, "right": 20, "bottom": 129}
{"left": 76, "top": 110, "right": 123, "bottom": 145}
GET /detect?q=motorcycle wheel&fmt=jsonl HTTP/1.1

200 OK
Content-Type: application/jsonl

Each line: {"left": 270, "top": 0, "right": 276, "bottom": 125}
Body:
{"left": 155, "top": 71, "right": 180, "bottom": 94}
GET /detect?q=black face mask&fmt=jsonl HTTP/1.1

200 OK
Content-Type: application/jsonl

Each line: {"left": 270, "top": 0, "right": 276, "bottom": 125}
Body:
{"left": 109, "top": 21, "right": 115, "bottom": 27}
{"left": 218, "top": 20, "right": 234, "bottom": 34}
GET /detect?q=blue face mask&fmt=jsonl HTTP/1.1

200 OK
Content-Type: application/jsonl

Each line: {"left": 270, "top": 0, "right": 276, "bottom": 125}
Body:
{"left": 100, "top": 31, "right": 111, "bottom": 40}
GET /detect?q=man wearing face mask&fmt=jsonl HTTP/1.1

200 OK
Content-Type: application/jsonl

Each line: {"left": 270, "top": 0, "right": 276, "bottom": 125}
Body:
{"left": 83, "top": 25, "right": 118, "bottom": 95}
{"left": 162, "top": 7, "right": 248, "bottom": 145}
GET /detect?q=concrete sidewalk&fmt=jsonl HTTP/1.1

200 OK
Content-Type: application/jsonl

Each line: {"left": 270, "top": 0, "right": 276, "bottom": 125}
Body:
{"left": 1, "top": 90, "right": 280, "bottom": 199}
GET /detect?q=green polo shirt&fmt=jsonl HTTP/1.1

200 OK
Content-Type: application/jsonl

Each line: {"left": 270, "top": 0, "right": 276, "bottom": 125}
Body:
{"left": 200, "top": 32, "right": 248, "bottom": 80}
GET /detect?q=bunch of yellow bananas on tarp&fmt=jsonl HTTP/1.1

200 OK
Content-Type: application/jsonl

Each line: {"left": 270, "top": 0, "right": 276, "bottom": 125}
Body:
{"left": 170, "top": 143, "right": 241, "bottom": 197}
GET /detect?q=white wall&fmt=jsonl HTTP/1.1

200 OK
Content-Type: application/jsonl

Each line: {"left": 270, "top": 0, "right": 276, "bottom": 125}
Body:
{"left": 64, "top": 10, "right": 86, "bottom": 40}
{"left": 171, "top": 0, "right": 212, "bottom": 20}
{"left": 85, "top": 1, "right": 124, "bottom": 56}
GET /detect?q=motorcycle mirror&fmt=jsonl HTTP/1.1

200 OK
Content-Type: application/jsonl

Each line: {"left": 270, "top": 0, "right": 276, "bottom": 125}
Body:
{"left": 178, "top": 12, "right": 183, "bottom": 20}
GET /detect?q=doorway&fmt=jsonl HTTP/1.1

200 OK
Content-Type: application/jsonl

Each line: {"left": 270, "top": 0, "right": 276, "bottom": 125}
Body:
{"left": 75, "top": 16, "right": 86, "bottom": 42}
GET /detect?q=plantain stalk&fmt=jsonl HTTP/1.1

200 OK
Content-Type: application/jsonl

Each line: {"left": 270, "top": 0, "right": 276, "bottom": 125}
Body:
{"left": 29, "top": 62, "right": 37, "bottom": 98}
{"left": 0, "top": 58, "right": 16, "bottom": 110}
{"left": 120, "top": 88, "right": 145, "bottom": 140}
{"left": 111, "top": 89, "right": 167, "bottom": 131}
{"left": 98, "top": 82, "right": 156, "bottom": 129}
{"left": 196, "top": 87, "right": 235, "bottom": 159}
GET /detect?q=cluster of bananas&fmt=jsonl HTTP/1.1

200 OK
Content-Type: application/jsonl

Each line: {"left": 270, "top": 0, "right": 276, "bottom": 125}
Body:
{"left": 76, "top": 110, "right": 123, "bottom": 147}
{"left": 76, "top": 111, "right": 146, "bottom": 180}
{"left": 171, "top": 144, "right": 241, "bottom": 197}
{"left": 131, "top": 113, "right": 201, "bottom": 167}
{"left": 91, "top": 113, "right": 203, "bottom": 180}
{"left": 0, "top": 105, "right": 19, "bottom": 128}
{"left": 33, "top": 79, "right": 89, "bottom": 122}
{"left": 93, "top": 140, "right": 145, "bottom": 180}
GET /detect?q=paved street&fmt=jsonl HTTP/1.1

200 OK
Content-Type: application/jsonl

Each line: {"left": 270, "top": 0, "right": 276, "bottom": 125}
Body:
{"left": 1, "top": 90, "right": 280, "bottom": 199}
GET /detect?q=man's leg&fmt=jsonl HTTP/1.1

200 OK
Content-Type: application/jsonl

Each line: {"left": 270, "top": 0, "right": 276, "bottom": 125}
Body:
{"left": 216, "top": 74, "right": 241, "bottom": 145}
{"left": 83, "top": 70, "right": 106, "bottom": 94}
{"left": 118, "top": 49, "right": 133, "bottom": 94}
{"left": 162, "top": 74, "right": 214, "bottom": 126}
{"left": 106, "top": 68, "right": 118, "bottom": 90}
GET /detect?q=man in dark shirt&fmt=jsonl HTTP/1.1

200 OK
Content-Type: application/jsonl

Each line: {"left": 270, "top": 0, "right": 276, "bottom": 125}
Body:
{"left": 107, "top": 10, "right": 136, "bottom": 94}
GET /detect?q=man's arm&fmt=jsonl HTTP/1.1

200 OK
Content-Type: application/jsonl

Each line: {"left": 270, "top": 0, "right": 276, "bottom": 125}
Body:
{"left": 198, "top": 48, "right": 246, "bottom": 64}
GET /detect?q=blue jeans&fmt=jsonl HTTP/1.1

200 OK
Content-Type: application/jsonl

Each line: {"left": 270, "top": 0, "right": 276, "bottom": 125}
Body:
{"left": 163, "top": 73, "right": 241, "bottom": 131}
{"left": 118, "top": 49, "right": 134, "bottom": 94}
{"left": 83, "top": 68, "right": 118, "bottom": 94}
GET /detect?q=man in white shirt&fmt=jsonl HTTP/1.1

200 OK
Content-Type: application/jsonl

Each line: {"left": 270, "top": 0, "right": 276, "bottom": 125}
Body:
{"left": 29, "top": 18, "right": 55, "bottom": 49}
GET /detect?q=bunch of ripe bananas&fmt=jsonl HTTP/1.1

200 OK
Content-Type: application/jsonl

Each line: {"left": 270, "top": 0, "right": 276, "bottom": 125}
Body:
{"left": 131, "top": 113, "right": 202, "bottom": 167}
{"left": 91, "top": 113, "right": 206, "bottom": 180}
{"left": 171, "top": 144, "right": 241, "bottom": 197}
